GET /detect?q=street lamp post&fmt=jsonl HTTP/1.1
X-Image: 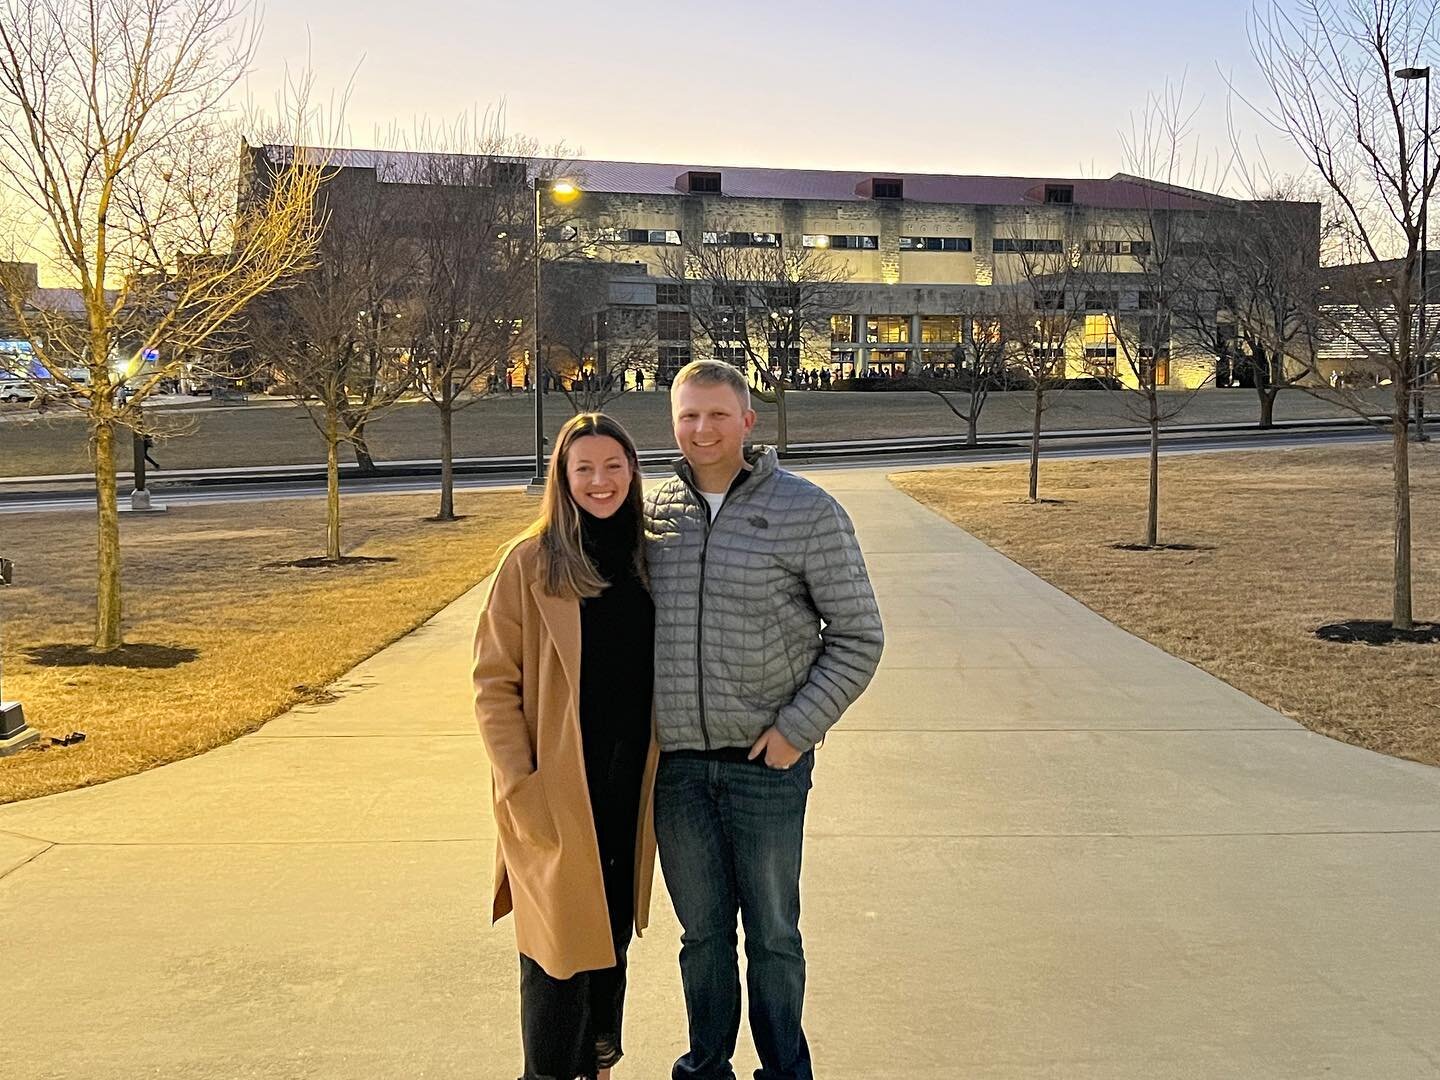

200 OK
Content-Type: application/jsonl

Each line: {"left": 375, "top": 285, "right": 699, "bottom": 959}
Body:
{"left": 0, "top": 557, "right": 38, "bottom": 757}
{"left": 527, "top": 177, "right": 579, "bottom": 494}
{"left": 1398, "top": 65, "right": 1431, "bottom": 441}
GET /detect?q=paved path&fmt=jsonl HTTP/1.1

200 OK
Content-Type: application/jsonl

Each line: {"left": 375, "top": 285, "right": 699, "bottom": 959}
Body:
{"left": 2, "top": 468, "right": 1439, "bottom": 1079}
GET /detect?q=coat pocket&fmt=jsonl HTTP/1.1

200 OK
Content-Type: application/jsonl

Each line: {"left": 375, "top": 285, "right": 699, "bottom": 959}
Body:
{"left": 501, "top": 770, "right": 559, "bottom": 849}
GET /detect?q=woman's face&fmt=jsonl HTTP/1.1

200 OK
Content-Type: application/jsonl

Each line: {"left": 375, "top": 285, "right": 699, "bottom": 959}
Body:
{"left": 565, "top": 433, "right": 633, "bottom": 519}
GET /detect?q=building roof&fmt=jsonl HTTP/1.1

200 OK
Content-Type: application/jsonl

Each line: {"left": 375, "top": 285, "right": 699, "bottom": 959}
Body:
{"left": 256, "top": 144, "right": 1230, "bottom": 213}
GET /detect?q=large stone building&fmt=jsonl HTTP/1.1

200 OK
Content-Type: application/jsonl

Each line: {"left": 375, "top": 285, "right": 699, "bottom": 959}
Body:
{"left": 248, "top": 144, "right": 1321, "bottom": 390}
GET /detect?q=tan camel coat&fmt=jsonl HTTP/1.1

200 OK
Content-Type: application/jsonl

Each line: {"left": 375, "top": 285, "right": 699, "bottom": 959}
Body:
{"left": 472, "top": 536, "right": 660, "bottom": 981}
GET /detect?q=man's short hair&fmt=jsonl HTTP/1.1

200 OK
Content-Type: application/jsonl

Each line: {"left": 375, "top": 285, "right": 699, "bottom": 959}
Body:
{"left": 671, "top": 359, "right": 751, "bottom": 410}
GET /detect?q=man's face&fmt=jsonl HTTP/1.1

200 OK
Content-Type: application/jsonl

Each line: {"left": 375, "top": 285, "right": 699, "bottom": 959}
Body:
{"left": 671, "top": 379, "right": 755, "bottom": 478}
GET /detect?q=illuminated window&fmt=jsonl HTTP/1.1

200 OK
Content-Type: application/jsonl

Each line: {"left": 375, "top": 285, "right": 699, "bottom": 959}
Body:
{"left": 659, "top": 345, "right": 691, "bottom": 376}
{"left": 866, "top": 316, "right": 910, "bottom": 344}
{"left": 702, "top": 231, "right": 781, "bottom": 247}
{"left": 900, "top": 237, "right": 973, "bottom": 252}
{"left": 1083, "top": 313, "right": 1117, "bottom": 359}
{"left": 971, "top": 318, "right": 1002, "bottom": 346}
{"left": 994, "top": 238, "right": 1064, "bottom": 253}
{"left": 803, "top": 234, "right": 878, "bottom": 249}
{"left": 920, "top": 316, "right": 962, "bottom": 343}
{"left": 596, "top": 227, "right": 681, "bottom": 245}
{"left": 831, "top": 314, "right": 856, "bottom": 343}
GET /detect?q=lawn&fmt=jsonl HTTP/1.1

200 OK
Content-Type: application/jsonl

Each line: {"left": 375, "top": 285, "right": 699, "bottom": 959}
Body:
{"left": 891, "top": 444, "right": 1440, "bottom": 767}
{"left": 0, "top": 490, "right": 536, "bottom": 803}
{"left": 0, "top": 386, "right": 1385, "bottom": 478}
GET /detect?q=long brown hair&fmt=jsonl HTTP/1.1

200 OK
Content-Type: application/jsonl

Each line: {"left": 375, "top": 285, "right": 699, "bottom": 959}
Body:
{"left": 521, "top": 412, "right": 646, "bottom": 598}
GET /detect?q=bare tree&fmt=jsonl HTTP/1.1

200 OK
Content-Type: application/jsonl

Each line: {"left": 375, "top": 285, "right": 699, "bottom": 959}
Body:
{"left": 542, "top": 263, "right": 657, "bottom": 413}
{"left": 252, "top": 163, "right": 416, "bottom": 560}
{"left": 0, "top": 0, "right": 322, "bottom": 651}
{"left": 659, "top": 237, "right": 848, "bottom": 453}
{"left": 924, "top": 294, "right": 1011, "bottom": 448}
{"left": 1005, "top": 240, "right": 1099, "bottom": 502}
{"left": 403, "top": 136, "right": 541, "bottom": 521}
{"left": 1081, "top": 85, "right": 1225, "bottom": 548}
{"left": 1250, "top": 0, "right": 1438, "bottom": 631}
{"left": 1176, "top": 172, "right": 1326, "bottom": 426}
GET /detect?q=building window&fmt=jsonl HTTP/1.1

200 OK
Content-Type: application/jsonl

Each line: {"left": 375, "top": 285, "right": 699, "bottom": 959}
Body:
{"left": 920, "top": 316, "right": 962, "bottom": 343}
{"left": 900, "top": 236, "right": 973, "bottom": 252}
{"left": 658, "top": 345, "right": 692, "bottom": 382}
{"left": 769, "top": 346, "right": 801, "bottom": 370}
{"left": 595, "top": 227, "right": 681, "bottom": 245}
{"left": 713, "top": 284, "right": 748, "bottom": 308}
{"left": 802, "top": 234, "right": 878, "bottom": 249}
{"left": 713, "top": 345, "right": 749, "bottom": 366}
{"left": 1083, "top": 313, "right": 1117, "bottom": 358}
{"left": 994, "top": 237, "right": 1065, "bottom": 253}
{"left": 830, "top": 314, "right": 856, "bottom": 343}
{"left": 1084, "top": 239, "right": 1152, "bottom": 257}
{"left": 866, "top": 316, "right": 910, "bottom": 344}
{"left": 1044, "top": 184, "right": 1075, "bottom": 204}
{"left": 1034, "top": 290, "right": 1066, "bottom": 310}
{"left": 702, "top": 231, "right": 781, "bottom": 247}
{"left": 872, "top": 178, "right": 904, "bottom": 199}
{"left": 656, "top": 283, "right": 690, "bottom": 306}
{"left": 715, "top": 310, "right": 747, "bottom": 340}
{"left": 1085, "top": 291, "right": 1118, "bottom": 311}
{"left": 684, "top": 171, "right": 723, "bottom": 194}
{"left": 658, "top": 310, "right": 691, "bottom": 341}
{"left": 765, "top": 285, "right": 799, "bottom": 309}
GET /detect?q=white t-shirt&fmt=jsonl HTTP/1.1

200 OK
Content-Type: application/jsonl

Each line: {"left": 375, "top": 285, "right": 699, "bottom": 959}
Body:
{"left": 700, "top": 489, "right": 727, "bottom": 522}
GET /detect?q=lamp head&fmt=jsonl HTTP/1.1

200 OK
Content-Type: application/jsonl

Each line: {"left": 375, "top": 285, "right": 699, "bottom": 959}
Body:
{"left": 1396, "top": 66, "right": 1431, "bottom": 80}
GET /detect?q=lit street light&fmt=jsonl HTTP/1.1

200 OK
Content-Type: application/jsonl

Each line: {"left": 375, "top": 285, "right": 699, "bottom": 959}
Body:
{"left": 527, "top": 176, "right": 581, "bottom": 493}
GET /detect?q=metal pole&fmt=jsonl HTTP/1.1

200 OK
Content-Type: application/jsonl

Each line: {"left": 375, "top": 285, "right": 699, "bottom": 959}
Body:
{"left": 528, "top": 181, "right": 546, "bottom": 491}
{"left": 1419, "top": 72, "right": 1430, "bottom": 441}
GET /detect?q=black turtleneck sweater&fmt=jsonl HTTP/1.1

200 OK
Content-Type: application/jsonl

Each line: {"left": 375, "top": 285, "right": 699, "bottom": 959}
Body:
{"left": 578, "top": 503, "right": 655, "bottom": 930}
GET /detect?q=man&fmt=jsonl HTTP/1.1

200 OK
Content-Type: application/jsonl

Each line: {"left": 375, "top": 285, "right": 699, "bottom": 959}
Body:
{"left": 646, "top": 359, "right": 884, "bottom": 1080}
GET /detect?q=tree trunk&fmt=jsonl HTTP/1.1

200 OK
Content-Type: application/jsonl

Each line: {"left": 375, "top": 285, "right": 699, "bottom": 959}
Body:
{"left": 1029, "top": 388, "right": 1043, "bottom": 503}
{"left": 438, "top": 390, "right": 456, "bottom": 522}
{"left": 93, "top": 417, "right": 123, "bottom": 651}
{"left": 966, "top": 409, "right": 979, "bottom": 448}
{"left": 1146, "top": 396, "right": 1160, "bottom": 549}
{"left": 774, "top": 385, "right": 789, "bottom": 455}
{"left": 1258, "top": 387, "right": 1278, "bottom": 429}
{"left": 1392, "top": 386, "right": 1414, "bottom": 630}
{"left": 326, "top": 407, "right": 342, "bottom": 562}
{"left": 341, "top": 408, "right": 378, "bottom": 476}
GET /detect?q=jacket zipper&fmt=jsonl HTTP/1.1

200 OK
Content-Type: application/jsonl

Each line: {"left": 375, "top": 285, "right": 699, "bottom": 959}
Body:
{"left": 685, "top": 471, "right": 745, "bottom": 753}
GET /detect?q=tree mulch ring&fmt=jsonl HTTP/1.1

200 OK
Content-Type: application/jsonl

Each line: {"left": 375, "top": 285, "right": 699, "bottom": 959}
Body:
{"left": 1010, "top": 498, "right": 1070, "bottom": 506}
{"left": 24, "top": 643, "right": 201, "bottom": 669}
{"left": 1314, "top": 620, "right": 1440, "bottom": 647}
{"left": 1111, "top": 542, "right": 1212, "bottom": 552}
{"left": 266, "top": 555, "right": 398, "bottom": 570}
{"left": 422, "top": 514, "right": 470, "bottom": 524}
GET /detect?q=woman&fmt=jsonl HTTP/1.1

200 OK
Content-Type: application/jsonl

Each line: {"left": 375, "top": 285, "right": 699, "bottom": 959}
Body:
{"left": 473, "top": 412, "right": 658, "bottom": 1080}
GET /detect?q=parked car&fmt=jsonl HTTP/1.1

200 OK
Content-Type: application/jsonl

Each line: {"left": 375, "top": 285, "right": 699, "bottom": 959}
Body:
{"left": 0, "top": 379, "right": 36, "bottom": 403}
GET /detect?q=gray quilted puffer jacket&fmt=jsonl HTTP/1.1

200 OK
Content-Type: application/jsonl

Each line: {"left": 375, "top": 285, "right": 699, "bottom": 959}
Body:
{"left": 644, "top": 446, "right": 884, "bottom": 753}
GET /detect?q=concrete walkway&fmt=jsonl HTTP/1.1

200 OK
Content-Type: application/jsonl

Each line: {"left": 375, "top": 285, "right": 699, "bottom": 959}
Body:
{"left": 3, "top": 468, "right": 1439, "bottom": 1080}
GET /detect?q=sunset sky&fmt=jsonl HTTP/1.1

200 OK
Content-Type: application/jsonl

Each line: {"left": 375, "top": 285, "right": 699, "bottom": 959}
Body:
{"left": 246, "top": 0, "right": 1314, "bottom": 185}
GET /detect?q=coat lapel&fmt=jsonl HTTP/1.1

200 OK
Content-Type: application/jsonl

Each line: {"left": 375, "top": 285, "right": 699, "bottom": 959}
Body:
{"left": 529, "top": 579, "right": 582, "bottom": 694}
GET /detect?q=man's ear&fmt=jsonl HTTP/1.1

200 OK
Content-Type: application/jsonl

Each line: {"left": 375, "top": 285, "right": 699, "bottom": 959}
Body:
{"left": 743, "top": 409, "right": 757, "bottom": 435}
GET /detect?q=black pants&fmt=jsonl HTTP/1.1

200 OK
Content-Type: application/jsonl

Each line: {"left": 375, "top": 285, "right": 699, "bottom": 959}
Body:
{"left": 519, "top": 915, "right": 632, "bottom": 1080}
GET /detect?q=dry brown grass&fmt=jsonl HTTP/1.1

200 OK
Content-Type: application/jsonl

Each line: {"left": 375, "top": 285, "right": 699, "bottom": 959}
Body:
{"left": 891, "top": 445, "right": 1440, "bottom": 767}
{"left": 0, "top": 491, "right": 535, "bottom": 803}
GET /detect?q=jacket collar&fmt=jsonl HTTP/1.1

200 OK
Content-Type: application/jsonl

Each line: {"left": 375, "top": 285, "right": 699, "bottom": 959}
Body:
{"left": 672, "top": 445, "right": 778, "bottom": 499}
{"left": 527, "top": 578, "right": 581, "bottom": 691}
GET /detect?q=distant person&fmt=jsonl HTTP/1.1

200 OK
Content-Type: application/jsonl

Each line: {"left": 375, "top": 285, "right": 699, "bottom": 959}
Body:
{"left": 635, "top": 368, "right": 644, "bottom": 392}
{"left": 473, "top": 412, "right": 658, "bottom": 1080}
{"left": 645, "top": 360, "right": 884, "bottom": 1080}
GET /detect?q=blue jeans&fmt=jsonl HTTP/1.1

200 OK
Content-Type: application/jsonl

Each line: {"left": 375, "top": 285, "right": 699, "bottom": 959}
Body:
{"left": 655, "top": 751, "right": 815, "bottom": 1080}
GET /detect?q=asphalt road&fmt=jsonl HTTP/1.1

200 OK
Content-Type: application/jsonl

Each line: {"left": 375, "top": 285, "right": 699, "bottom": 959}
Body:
{"left": 0, "top": 425, "right": 1396, "bottom": 514}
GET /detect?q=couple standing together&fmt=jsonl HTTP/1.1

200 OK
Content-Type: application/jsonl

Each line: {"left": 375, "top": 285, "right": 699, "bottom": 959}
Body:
{"left": 474, "top": 359, "right": 885, "bottom": 1080}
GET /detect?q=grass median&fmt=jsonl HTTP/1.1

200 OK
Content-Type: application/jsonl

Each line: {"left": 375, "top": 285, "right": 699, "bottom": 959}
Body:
{"left": 0, "top": 490, "right": 536, "bottom": 804}
{"left": 892, "top": 444, "right": 1440, "bottom": 767}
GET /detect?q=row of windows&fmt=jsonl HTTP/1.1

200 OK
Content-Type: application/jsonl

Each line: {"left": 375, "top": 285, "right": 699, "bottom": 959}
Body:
{"left": 574, "top": 230, "right": 1156, "bottom": 257}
